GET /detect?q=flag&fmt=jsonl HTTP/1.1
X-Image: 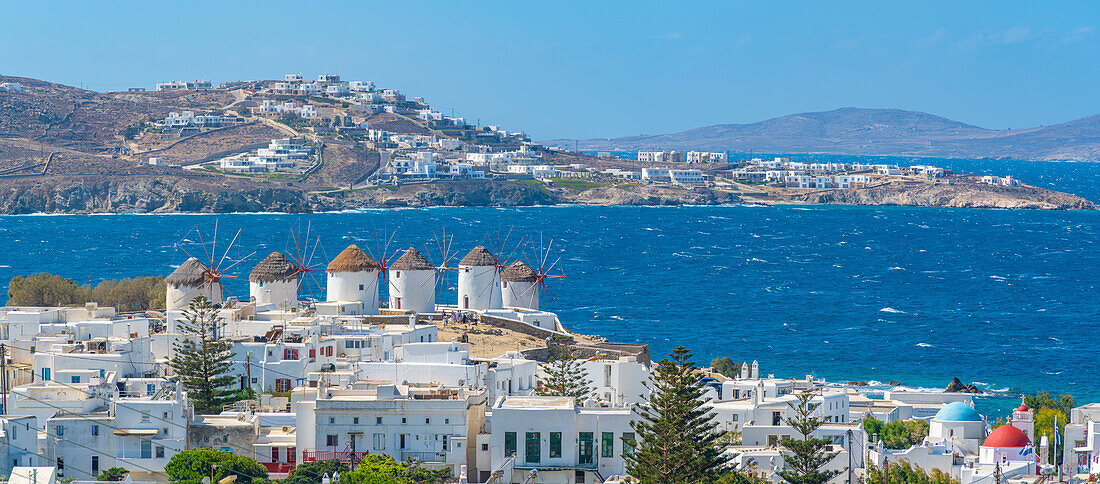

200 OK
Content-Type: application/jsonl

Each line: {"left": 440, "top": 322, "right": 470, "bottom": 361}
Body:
{"left": 1019, "top": 443, "right": 1033, "bottom": 456}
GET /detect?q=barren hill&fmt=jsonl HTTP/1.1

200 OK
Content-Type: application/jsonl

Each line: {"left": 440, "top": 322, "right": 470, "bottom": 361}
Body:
{"left": 549, "top": 107, "right": 1100, "bottom": 162}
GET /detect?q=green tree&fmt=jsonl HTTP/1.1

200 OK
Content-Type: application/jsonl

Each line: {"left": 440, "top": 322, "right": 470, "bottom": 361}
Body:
{"left": 7, "top": 273, "right": 166, "bottom": 311}
{"left": 164, "top": 448, "right": 268, "bottom": 484}
{"left": 89, "top": 276, "right": 166, "bottom": 311}
{"left": 718, "top": 470, "right": 770, "bottom": 484}
{"left": 96, "top": 467, "right": 129, "bottom": 481}
{"left": 402, "top": 460, "right": 451, "bottom": 484}
{"left": 169, "top": 296, "right": 235, "bottom": 414}
{"left": 862, "top": 417, "right": 929, "bottom": 450}
{"left": 7, "top": 273, "right": 87, "bottom": 306}
{"left": 339, "top": 454, "right": 448, "bottom": 484}
{"left": 777, "top": 391, "right": 842, "bottom": 484}
{"left": 283, "top": 460, "right": 348, "bottom": 484}
{"left": 1025, "top": 392, "right": 1076, "bottom": 415}
{"left": 710, "top": 357, "right": 741, "bottom": 378}
{"left": 864, "top": 460, "right": 958, "bottom": 484}
{"left": 1025, "top": 392, "right": 1075, "bottom": 465}
{"left": 1035, "top": 408, "right": 1068, "bottom": 465}
{"left": 537, "top": 337, "right": 594, "bottom": 399}
{"left": 626, "top": 346, "right": 728, "bottom": 484}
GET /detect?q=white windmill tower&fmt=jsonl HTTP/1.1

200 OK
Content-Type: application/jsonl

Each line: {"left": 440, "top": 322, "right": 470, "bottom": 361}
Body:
{"left": 501, "top": 260, "right": 539, "bottom": 309}
{"left": 249, "top": 252, "right": 300, "bottom": 310}
{"left": 387, "top": 247, "right": 436, "bottom": 313}
{"left": 165, "top": 258, "right": 224, "bottom": 311}
{"left": 326, "top": 244, "right": 380, "bottom": 315}
{"left": 456, "top": 246, "right": 502, "bottom": 310}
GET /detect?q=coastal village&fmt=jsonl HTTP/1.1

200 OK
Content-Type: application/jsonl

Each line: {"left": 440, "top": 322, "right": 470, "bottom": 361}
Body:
{"left": 136, "top": 73, "right": 1012, "bottom": 192}
{"left": 0, "top": 72, "right": 1093, "bottom": 211}
{"left": 0, "top": 235, "right": 1096, "bottom": 484}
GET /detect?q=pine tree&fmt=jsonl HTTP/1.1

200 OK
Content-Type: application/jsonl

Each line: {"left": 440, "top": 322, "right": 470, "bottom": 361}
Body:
{"left": 777, "top": 391, "right": 843, "bottom": 484}
{"left": 626, "top": 346, "right": 728, "bottom": 484}
{"left": 169, "top": 296, "right": 235, "bottom": 414}
{"left": 536, "top": 337, "right": 594, "bottom": 399}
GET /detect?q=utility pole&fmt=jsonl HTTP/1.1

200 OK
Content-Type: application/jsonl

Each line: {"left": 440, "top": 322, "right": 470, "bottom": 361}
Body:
{"left": 847, "top": 429, "right": 854, "bottom": 484}
{"left": 1, "top": 343, "right": 7, "bottom": 414}
{"left": 245, "top": 352, "right": 252, "bottom": 399}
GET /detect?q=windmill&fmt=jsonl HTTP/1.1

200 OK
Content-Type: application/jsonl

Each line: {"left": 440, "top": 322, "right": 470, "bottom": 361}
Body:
{"left": 458, "top": 225, "right": 527, "bottom": 310}
{"left": 167, "top": 220, "right": 255, "bottom": 311}
{"left": 502, "top": 233, "right": 565, "bottom": 310}
{"left": 387, "top": 246, "right": 437, "bottom": 313}
{"left": 326, "top": 244, "right": 381, "bottom": 316}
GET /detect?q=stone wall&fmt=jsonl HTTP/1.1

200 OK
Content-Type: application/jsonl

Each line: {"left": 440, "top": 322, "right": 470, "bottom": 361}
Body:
{"left": 478, "top": 313, "right": 570, "bottom": 341}
{"left": 520, "top": 342, "right": 650, "bottom": 364}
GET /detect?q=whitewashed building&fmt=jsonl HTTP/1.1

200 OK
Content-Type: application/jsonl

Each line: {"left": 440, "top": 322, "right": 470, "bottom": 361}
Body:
{"left": 482, "top": 396, "right": 636, "bottom": 484}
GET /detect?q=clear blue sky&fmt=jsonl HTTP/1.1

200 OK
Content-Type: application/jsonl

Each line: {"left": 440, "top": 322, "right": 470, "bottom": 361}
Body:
{"left": 2, "top": 1, "right": 1097, "bottom": 140}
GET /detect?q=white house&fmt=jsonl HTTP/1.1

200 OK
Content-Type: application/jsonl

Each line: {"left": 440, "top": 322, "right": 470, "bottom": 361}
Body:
{"left": 575, "top": 355, "right": 650, "bottom": 407}
{"left": 669, "top": 169, "right": 705, "bottom": 186}
{"left": 0, "top": 416, "right": 40, "bottom": 476}
{"left": 641, "top": 167, "right": 671, "bottom": 183}
{"left": 45, "top": 384, "right": 188, "bottom": 481}
{"left": 686, "top": 151, "right": 728, "bottom": 163}
{"left": 482, "top": 396, "right": 636, "bottom": 484}
{"left": 293, "top": 383, "right": 486, "bottom": 479}
{"left": 348, "top": 80, "right": 374, "bottom": 92}
{"left": 1063, "top": 403, "right": 1100, "bottom": 475}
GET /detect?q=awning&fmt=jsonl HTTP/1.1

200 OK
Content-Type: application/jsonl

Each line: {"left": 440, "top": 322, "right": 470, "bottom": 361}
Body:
{"left": 114, "top": 429, "right": 159, "bottom": 436}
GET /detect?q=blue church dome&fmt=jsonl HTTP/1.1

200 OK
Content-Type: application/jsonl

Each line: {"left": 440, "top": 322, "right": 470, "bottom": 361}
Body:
{"left": 933, "top": 401, "right": 983, "bottom": 422}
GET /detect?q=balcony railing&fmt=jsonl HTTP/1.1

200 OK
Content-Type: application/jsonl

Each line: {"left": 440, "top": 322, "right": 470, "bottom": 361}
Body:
{"left": 302, "top": 450, "right": 369, "bottom": 463}
{"left": 401, "top": 451, "right": 446, "bottom": 463}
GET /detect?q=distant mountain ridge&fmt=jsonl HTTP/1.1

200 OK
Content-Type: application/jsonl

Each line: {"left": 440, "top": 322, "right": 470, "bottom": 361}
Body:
{"left": 547, "top": 107, "right": 1100, "bottom": 162}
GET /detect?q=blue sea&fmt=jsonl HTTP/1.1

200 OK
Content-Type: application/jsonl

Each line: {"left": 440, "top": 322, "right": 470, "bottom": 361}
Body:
{"left": 0, "top": 156, "right": 1097, "bottom": 418}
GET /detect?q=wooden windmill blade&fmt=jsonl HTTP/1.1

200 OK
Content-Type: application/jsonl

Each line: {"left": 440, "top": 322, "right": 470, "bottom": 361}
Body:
{"left": 365, "top": 226, "right": 399, "bottom": 293}
{"left": 478, "top": 228, "right": 526, "bottom": 300}
{"left": 284, "top": 218, "right": 328, "bottom": 305}
{"left": 171, "top": 221, "right": 256, "bottom": 306}
{"left": 420, "top": 229, "right": 457, "bottom": 311}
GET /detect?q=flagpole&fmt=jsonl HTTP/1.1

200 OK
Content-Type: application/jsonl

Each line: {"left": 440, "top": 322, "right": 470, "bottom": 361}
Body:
{"left": 1056, "top": 413, "right": 1062, "bottom": 482}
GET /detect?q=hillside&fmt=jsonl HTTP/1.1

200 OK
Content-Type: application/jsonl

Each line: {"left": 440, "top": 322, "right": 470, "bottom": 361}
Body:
{"left": 0, "top": 75, "right": 1093, "bottom": 212}
{"left": 549, "top": 107, "right": 1100, "bottom": 162}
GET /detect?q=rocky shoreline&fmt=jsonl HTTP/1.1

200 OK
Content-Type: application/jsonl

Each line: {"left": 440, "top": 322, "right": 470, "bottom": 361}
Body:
{"left": 0, "top": 174, "right": 1092, "bottom": 214}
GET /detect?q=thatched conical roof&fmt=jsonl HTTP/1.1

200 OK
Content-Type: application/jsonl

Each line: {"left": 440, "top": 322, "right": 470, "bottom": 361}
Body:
{"left": 249, "top": 252, "right": 298, "bottom": 283}
{"left": 390, "top": 247, "right": 434, "bottom": 271}
{"left": 327, "top": 244, "right": 379, "bottom": 273}
{"left": 501, "top": 260, "right": 538, "bottom": 282}
{"left": 459, "top": 246, "right": 498, "bottom": 267}
{"left": 166, "top": 257, "right": 208, "bottom": 287}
